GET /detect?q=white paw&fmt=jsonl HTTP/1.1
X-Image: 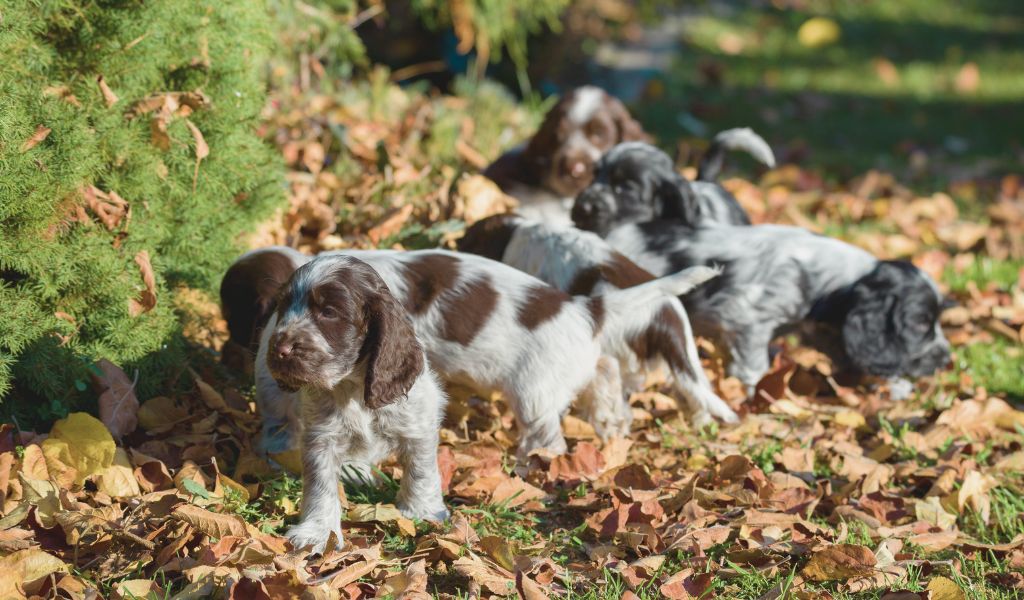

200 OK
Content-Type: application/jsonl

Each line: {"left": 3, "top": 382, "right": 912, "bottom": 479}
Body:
{"left": 398, "top": 500, "right": 449, "bottom": 522}
{"left": 286, "top": 521, "right": 342, "bottom": 554}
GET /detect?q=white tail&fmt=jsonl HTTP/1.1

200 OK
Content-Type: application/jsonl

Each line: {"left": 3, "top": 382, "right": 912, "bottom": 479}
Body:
{"left": 698, "top": 127, "right": 776, "bottom": 181}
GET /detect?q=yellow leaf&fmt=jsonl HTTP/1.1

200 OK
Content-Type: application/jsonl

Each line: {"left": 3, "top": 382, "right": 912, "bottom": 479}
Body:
{"left": 41, "top": 412, "right": 115, "bottom": 486}
{"left": 269, "top": 449, "right": 303, "bottom": 474}
{"left": 835, "top": 410, "right": 866, "bottom": 429}
{"left": 18, "top": 474, "right": 60, "bottom": 527}
{"left": 20, "top": 444, "right": 49, "bottom": 480}
{"left": 927, "top": 576, "right": 966, "bottom": 600}
{"left": 348, "top": 503, "right": 404, "bottom": 523}
{"left": 137, "top": 395, "right": 189, "bottom": 431}
{"left": 113, "top": 579, "right": 163, "bottom": 600}
{"left": 95, "top": 448, "right": 141, "bottom": 498}
{"left": 40, "top": 442, "right": 78, "bottom": 489}
{"left": 797, "top": 17, "right": 841, "bottom": 49}
{"left": 0, "top": 549, "right": 68, "bottom": 598}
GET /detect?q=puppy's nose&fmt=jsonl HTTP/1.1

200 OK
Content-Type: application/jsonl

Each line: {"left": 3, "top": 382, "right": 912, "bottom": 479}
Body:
{"left": 560, "top": 157, "right": 592, "bottom": 180}
{"left": 274, "top": 340, "right": 295, "bottom": 359}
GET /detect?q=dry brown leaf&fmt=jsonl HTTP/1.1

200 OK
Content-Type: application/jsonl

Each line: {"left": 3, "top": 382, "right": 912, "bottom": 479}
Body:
{"left": 172, "top": 503, "right": 249, "bottom": 538}
{"left": 97, "top": 75, "right": 119, "bottom": 107}
{"left": 186, "top": 120, "right": 210, "bottom": 190}
{"left": 801, "top": 544, "right": 876, "bottom": 582}
{"left": 20, "top": 125, "right": 51, "bottom": 153}
{"left": 367, "top": 203, "right": 415, "bottom": 245}
{"left": 128, "top": 251, "right": 158, "bottom": 317}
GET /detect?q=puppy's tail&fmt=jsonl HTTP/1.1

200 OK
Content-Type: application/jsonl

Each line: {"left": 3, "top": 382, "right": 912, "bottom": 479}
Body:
{"left": 587, "top": 265, "right": 720, "bottom": 334}
{"left": 697, "top": 127, "right": 776, "bottom": 182}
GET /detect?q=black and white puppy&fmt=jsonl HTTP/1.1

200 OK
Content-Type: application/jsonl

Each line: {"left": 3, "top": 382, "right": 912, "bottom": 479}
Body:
{"left": 572, "top": 129, "right": 775, "bottom": 235}
{"left": 263, "top": 255, "right": 448, "bottom": 553}
{"left": 457, "top": 214, "right": 738, "bottom": 427}
{"left": 585, "top": 222, "right": 951, "bottom": 392}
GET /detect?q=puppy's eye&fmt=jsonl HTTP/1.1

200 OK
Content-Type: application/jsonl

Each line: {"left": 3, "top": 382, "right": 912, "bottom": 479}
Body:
{"left": 319, "top": 305, "right": 339, "bottom": 319}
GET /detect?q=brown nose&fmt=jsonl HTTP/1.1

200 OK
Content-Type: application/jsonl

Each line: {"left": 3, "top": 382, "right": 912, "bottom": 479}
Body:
{"left": 274, "top": 339, "right": 295, "bottom": 359}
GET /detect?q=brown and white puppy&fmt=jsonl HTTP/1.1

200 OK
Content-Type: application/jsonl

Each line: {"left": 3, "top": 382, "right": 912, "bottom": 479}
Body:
{"left": 457, "top": 214, "right": 738, "bottom": 427}
{"left": 483, "top": 86, "right": 650, "bottom": 226}
{"left": 227, "top": 247, "right": 719, "bottom": 462}
{"left": 262, "top": 255, "right": 448, "bottom": 553}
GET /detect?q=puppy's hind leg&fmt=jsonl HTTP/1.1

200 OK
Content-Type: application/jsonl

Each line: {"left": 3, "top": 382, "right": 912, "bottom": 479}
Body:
{"left": 507, "top": 386, "right": 570, "bottom": 462}
{"left": 577, "top": 355, "right": 631, "bottom": 440}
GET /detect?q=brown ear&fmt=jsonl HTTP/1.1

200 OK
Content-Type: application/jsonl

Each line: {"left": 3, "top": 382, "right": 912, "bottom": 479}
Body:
{"left": 607, "top": 96, "right": 650, "bottom": 143}
{"left": 362, "top": 285, "right": 424, "bottom": 409}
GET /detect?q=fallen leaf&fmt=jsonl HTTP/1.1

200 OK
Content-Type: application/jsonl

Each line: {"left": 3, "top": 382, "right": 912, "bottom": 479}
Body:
{"left": 348, "top": 503, "right": 404, "bottom": 523}
{"left": 0, "top": 549, "right": 68, "bottom": 598}
{"left": 91, "top": 359, "right": 139, "bottom": 439}
{"left": 367, "top": 203, "right": 414, "bottom": 245}
{"left": 128, "top": 251, "right": 158, "bottom": 317}
{"left": 186, "top": 120, "right": 210, "bottom": 190}
{"left": 20, "top": 125, "right": 51, "bottom": 153}
{"left": 797, "top": 17, "right": 841, "bottom": 48}
{"left": 40, "top": 412, "right": 116, "bottom": 485}
{"left": 801, "top": 544, "right": 876, "bottom": 582}
{"left": 95, "top": 448, "right": 141, "bottom": 498}
{"left": 97, "top": 75, "right": 119, "bottom": 107}
{"left": 172, "top": 503, "right": 249, "bottom": 538}
{"left": 954, "top": 62, "right": 980, "bottom": 94}
{"left": 927, "top": 576, "right": 966, "bottom": 600}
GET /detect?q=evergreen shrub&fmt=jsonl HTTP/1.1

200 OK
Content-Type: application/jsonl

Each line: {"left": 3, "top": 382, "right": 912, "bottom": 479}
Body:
{"left": 0, "top": 0, "right": 283, "bottom": 420}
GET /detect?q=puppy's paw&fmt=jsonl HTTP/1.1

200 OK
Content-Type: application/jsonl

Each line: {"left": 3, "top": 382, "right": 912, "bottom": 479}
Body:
{"left": 286, "top": 521, "right": 342, "bottom": 554}
{"left": 398, "top": 500, "right": 449, "bottom": 523}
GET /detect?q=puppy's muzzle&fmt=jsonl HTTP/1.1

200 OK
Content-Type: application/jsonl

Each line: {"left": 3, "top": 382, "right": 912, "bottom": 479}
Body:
{"left": 266, "top": 330, "right": 320, "bottom": 390}
{"left": 572, "top": 184, "right": 614, "bottom": 234}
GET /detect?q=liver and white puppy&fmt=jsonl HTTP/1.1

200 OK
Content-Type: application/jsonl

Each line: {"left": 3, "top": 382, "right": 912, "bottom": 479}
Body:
{"left": 583, "top": 221, "right": 951, "bottom": 392}
{"left": 572, "top": 130, "right": 775, "bottom": 235}
{"left": 457, "top": 214, "right": 737, "bottom": 427}
{"left": 227, "top": 247, "right": 718, "bottom": 460}
{"left": 483, "top": 86, "right": 650, "bottom": 226}
{"left": 262, "top": 255, "right": 448, "bottom": 553}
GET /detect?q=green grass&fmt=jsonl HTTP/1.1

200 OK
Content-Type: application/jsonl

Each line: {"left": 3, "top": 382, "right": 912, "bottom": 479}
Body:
{"left": 954, "top": 339, "right": 1024, "bottom": 400}
{"left": 944, "top": 257, "right": 1023, "bottom": 292}
{"left": 637, "top": 0, "right": 1024, "bottom": 186}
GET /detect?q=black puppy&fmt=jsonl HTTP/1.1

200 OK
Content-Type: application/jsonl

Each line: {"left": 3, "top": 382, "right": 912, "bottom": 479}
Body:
{"left": 580, "top": 221, "right": 951, "bottom": 393}
{"left": 572, "top": 129, "right": 774, "bottom": 235}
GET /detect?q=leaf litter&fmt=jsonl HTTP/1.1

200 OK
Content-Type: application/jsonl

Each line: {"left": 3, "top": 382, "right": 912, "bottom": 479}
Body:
{"left": 3, "top": 66, "right": 1024, "bottom": 600}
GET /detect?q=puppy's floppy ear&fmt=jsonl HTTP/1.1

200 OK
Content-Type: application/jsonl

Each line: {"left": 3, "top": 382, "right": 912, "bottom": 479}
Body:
{"left": 606, "top": 96, "right": 649, "bottom": 143}
{"left": 841, "top": 263, "right": 907, "bottom": 377}
{"left": 361, "top": 283, "right": 424, "bottom": 409}
{"left": 654, "top": 170, "right": 702, "bottom": 225}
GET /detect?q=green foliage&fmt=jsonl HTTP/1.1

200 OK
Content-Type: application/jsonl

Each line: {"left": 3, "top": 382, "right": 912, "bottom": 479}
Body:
{"left": 411, "top": 0, "right": 569, "bottom": 68}
{"left": 0, "top": 0, "right": 283, "bottom": 420}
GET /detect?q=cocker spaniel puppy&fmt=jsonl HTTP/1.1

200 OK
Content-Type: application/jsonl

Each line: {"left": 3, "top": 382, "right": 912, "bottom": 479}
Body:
{"left": 457, "top": 214, "right": 737, "bottom": 427}
{"left": 581, "top": 221, "right": 951, "bottom": 393}
{"left": 483, "top": 86, "right": 650, "bottom": 226}
{"left": 572, "top": 129, "right": 775, "bottom": 236}
{"left": 225, "top": 247, "right": 719, "bottom": 462}
{"left": 260, "top": 255, "right": 448, "bottom": 553}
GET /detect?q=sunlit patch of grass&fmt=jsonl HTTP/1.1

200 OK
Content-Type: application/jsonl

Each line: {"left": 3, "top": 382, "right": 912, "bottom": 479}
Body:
{"left": 746, "top": 440, "right": 783, "bottom": 474}
{"left": 953, "top": 339, "right": 1024, "bottom": 400}
{"left": 944, "top": 257, "right": 1023, "bottom": 292}
{"left": 461, "top": 497, "right": 540, "bottom": 544}
{"left": 342, "top": 466, "right": 400, "bottom": 505}
{"left": 961, "top": 483, "right": 1024, "bottom": 545}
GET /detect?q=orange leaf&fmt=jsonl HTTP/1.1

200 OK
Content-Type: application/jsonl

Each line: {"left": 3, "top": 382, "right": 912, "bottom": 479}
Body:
{"left": 128, "top": 251, "right": 157, "bottom": 317}
{"left": 97, "top": 75, "right": 119, "bottom": 107}
{"left": 20, "top": 125, "right": 51, "bottom": 153}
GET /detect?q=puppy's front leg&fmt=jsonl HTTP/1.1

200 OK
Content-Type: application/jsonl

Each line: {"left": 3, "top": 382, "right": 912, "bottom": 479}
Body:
{"left": 396, "top": 433, "right": 449, "bottom": 523}
{"left": 727, "top": 327, "right": 774, "bottom": 396}
{"left": 286, "top": 399, "right": 344, "bottom": 553}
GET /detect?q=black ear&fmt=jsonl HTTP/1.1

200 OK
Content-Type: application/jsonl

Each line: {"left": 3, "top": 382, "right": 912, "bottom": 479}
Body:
{"left": 841, "top": 263, "right": 910, "bottom": 376}
{"left": 362, "top": 284, "right": 424, "bottom": 409}
{"left": 654, "top": 170, "right": 702, "bottom": 225}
